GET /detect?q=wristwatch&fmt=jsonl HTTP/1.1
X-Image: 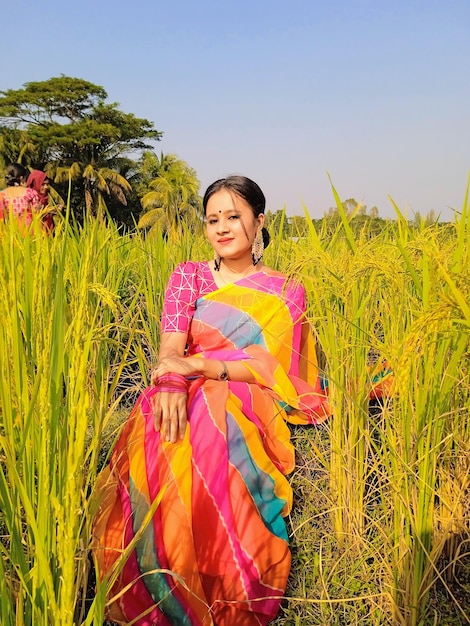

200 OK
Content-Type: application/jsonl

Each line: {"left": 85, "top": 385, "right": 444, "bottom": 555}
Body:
{"left": 217, "top": 361, "right": 229, "bottom": 381}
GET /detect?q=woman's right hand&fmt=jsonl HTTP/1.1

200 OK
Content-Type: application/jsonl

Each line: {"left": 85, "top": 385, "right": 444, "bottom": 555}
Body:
{"left": 152, "top": 389, "right": 188, "bottom": 443}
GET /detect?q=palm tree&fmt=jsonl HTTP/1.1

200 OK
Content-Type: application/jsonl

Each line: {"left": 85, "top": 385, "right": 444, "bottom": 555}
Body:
{"left": 48, "top": 160, "right": 132, "bottom": 217}
{"left": 137, "top": 154, "right": 202, "bottom": 237}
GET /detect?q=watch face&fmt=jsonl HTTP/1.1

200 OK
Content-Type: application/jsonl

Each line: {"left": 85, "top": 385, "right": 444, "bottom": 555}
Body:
{"left": 218, "top": 363, "right": 228, "bottom": 381}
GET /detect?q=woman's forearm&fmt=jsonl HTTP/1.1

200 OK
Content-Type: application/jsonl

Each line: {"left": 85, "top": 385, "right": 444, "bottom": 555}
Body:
{"left": 157, "top": 333, "right": 256, "bottom": 383}
{"left": 158, "top": 332, "right": 187, "bottom": 360}
{"left": 186, "top": 357, "right": 256, "bottom": 383}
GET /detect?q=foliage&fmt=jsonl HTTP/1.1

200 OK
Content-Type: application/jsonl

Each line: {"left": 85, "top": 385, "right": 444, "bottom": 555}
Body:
{"left": 137, "top": 152, "right": 202, "bottom": 237}
{"left": 265, "top": 201, "right": 449, "bottom": 243}
{"left": 0, "top": 76, "right": 162, "bottom": 222}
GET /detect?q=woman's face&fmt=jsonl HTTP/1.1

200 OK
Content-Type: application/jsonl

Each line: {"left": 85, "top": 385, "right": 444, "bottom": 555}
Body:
{"left": 205, "top": 189, "right": 264, "bottom": 263}
{"left": 40, "top": 178, "right": 50, "bottom": 195}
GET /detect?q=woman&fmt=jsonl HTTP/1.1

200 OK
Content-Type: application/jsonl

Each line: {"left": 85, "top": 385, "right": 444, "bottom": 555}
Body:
{"left": 26, "top": 169, "right": 54, "bottom": 231}
{"left": 0, "top": 163, "right": 41, "bottom": 228}
{"left": 93, "top": 175, "right": 330, "bottom": 625}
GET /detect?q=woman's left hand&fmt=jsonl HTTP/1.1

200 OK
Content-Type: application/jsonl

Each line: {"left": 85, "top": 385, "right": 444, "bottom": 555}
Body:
{"left": 150, "top": 356, "right": 197, "bottom": 443}
{"left": 152, "top": 390, "right": 188, "bottom": 443}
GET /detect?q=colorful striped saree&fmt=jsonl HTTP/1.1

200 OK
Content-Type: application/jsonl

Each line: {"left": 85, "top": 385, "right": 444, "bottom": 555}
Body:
{"left": 93, "top": 266, "right": 330, "bottom": 625}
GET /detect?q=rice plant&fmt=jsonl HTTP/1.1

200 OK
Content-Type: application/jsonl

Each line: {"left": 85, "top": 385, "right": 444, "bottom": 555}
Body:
{"left": 0, "top": 180, "right": 468, "bottom": 625}
{"left": 0, "top": 215, "right": 139, "bottom": 625}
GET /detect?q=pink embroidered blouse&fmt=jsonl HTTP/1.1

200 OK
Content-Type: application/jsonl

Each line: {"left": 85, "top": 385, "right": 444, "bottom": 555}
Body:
{"left": 0, "top": 188, "right": 41, "bottom": 225}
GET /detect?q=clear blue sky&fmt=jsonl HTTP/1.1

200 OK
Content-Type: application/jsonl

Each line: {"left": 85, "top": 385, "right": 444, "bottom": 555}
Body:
{"left": 2, "top": 0, "right": 469, "bottom": 220}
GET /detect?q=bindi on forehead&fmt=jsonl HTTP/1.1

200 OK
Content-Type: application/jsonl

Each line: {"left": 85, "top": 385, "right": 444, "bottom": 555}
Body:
{"left": 206, "top": 205, "right": 242, "bottom": 219}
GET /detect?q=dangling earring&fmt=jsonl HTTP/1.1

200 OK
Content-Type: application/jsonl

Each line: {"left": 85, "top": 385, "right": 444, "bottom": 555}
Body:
{"left": 214, "top": 252, "right": 221, "bottom": 271}
{"left": 251, "top": 229, "right": 264, "bottom": 266}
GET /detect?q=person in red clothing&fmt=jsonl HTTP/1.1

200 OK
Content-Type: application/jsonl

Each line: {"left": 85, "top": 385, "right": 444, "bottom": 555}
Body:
{"left": 26, "top": 169, "right": 56, "bottom": 232}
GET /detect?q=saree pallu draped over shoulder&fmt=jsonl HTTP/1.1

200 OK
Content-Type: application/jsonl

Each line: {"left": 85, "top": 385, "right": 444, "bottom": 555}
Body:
{"left": 92, "top": 267, "right": 330, "bottom": 626}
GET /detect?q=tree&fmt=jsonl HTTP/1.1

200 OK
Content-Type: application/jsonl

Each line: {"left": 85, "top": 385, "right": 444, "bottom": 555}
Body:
{"left": 0, "top": 76, "right": 162, "bottom": 221}
{"left": 137, "top": 153, "right": 202, "bottom": 237}
{"left": 264, "top": 209, "right": 290, "bottom": 239}
{"left": 289, "top": 215, "right": 308, "bottom": 238}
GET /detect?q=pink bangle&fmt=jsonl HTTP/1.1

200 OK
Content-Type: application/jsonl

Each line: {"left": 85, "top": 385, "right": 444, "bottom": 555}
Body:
{"left": 156, "top": 373, "right": 188, "bottom": 386}
{"left": 156, "top": 385, "right": 188, "bottom": 394}
{"left": 154, "top": 373, "right": 189, "bottom": 394}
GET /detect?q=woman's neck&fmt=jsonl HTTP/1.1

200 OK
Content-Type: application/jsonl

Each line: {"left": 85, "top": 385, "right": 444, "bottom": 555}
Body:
{"left": 210, "top": 258, "right": 264, "bottom": 288}
{"left": 219, "top": 258, "right": 263, "bottom": 277}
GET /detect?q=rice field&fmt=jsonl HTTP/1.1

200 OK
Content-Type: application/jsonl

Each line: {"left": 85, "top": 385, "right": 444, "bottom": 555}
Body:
{"left": 0, "top": 186, "right": 469, "bottom": 626}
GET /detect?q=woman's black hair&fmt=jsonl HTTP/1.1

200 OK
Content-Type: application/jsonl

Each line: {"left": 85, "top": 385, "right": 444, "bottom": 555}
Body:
{"left": 203, "top": 175, "right": 270, "bottom": 247}
{"left": 5, "top": 163, "right": 28, "bottom": 187}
